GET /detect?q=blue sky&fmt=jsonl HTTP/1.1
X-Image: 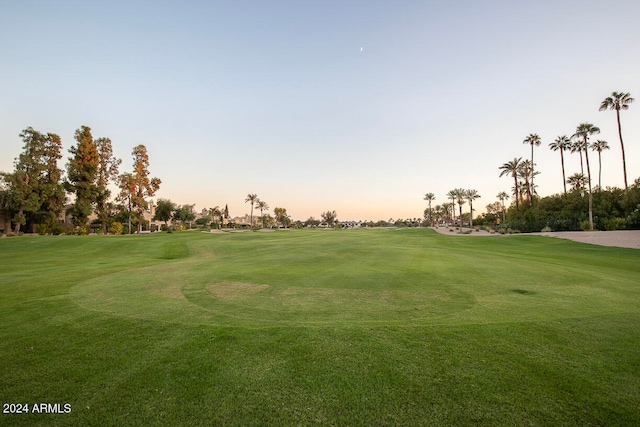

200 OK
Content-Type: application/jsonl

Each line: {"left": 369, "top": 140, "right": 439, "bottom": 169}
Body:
{"left": 1, "top": 0, "right": 639, "bottom": 221}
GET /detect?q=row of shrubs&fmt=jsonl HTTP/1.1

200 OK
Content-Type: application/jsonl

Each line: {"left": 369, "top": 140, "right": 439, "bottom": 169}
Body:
{"left": 496, "top": 214, "right": 634, "bottom": 234}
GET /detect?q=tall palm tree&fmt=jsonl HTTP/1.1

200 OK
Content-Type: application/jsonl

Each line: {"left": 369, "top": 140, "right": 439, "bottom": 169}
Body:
{"left": 496, "top": 191, "right": 509, "bottom": 223}
{"left": 599, "top": 91, "right": 634, "bottom": 192}
{"left": 454, "top": 188, "right": 466, "bottom": 230}
{"left": 517, "top": 160, "right": 534, "bottom": 204}
{"left": 499, "top": 158, "right": 522, "bottom": 211}
{"left": 566, "top": 173, "right": 587, "bottom": 193}
{"left": 441, "top": 202, "right": 452, "bottom": 223}
{"left": 446, "top": 190, "right": 457, "bottom": 225}
{"left": 573, "top": 123, "right": 600, "bottom": 230}
{"left": 465, "top": 189, "right": 480, "bottom": 229}
{"left": 570, "top": 138, "right": 585, "bottom": 175}
{"left": 245, "top": 193, "right": 258, "bottom": 227}
{"left": 256, "top": 199, "right": 269, "bottom": 228}
{"left": 209, "top": 206, "right": 222, "bottom": 228}
{"left": 523, "top": 133, "right": 541, "bottom": 203}
{"left": 433, "top": 205, "right": 445, "bottom": 225}
{"left": 591, "top": 140, "right": 610, "bottom": 189}
{"left": 423, "top": 192, "right": 435, "bottom": 227}
{"left": 549, "top": 135, "right": 571, "bottom": 195}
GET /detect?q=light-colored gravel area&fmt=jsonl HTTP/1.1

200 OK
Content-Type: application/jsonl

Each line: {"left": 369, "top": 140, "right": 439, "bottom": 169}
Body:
{"left": 430, "top": 227, "right": 640, "bottom": 249}
{"left": 534, "top": 230, "right": 640, "bottom": 249}
{"left": 431, "top": 227, "right": 495, "bottom": 236}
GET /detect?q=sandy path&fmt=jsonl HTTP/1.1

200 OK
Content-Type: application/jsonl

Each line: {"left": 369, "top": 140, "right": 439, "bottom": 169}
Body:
{"left": 535, "top": 230, "right": 640, "bottom": 249}
{"left": 430, "top": 227, "right": 640, "bottom": 250}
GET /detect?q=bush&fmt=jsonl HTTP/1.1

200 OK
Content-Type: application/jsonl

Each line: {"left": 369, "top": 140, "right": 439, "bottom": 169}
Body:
{"left": 541, "top": 226, "right": 552, "bottom": 232}
{"left": 75, "top": 226, "right": 89, "bottom": 236}
{"left": 108, "top": 222, "right": 124, "bottom": 235}
{"left": 51, "top": 224, "right": 64, "bottom": 235}
{"left": 604, "top": 217, "right": 627, "bottom": 231}
{"left": 36, "top": 224, "right": 49, "bottom": 235}
{"left": 580, "top": 220, "right": 592, "bottom": 231}
{"left": 627, "top": 205, "right": 640, "bottom": 229}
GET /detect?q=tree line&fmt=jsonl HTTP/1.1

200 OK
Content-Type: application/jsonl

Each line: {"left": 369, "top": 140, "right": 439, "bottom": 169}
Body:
{"left": 0, "top": 126, "right": 160, "bottom": 235}
{"left": 423, "top": 91, "right": 640, "bottom": 232}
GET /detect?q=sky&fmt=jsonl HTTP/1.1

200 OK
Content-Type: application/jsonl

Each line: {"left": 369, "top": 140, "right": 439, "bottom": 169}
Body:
{"left": 1, "top": 0, "right": 639, "bottom": 221}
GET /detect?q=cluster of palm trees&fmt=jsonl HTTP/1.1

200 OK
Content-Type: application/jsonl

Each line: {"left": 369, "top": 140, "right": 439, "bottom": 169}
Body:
{"left": 423, "top": 188, "right": 480, "bottom": 230}
{"left": 498, "top": 91, "right": 634, "bottom": 231}
{"left": 245, "top": 193, "right": 269, "bottom": 227}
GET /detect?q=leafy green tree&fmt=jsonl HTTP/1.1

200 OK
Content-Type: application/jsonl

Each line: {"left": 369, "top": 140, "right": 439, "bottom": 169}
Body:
{"left": 256, "top": 199, "right": 269, "bottom": 228}
{"left": 465, "top": 189, "right": 480, "bottom": 229}
{"left": 321, "top": 210, "right": 338, "bottom": 227}
{"left": 95, "top": 137, "right": 121, "bottom": 234}
{"left": 423, "top": 192, "right": 435, "bottom": 226}
{"left": 274, "top": 207, "right": 290, "bottom": 228}
{"left": 574, "top": 123, "right": 600, "bottom": 230}
{"left": 549, "top": 135, "right": 571, "bottom": 195}
{"left": 1, "top": 127, "right": 65, "bottom": 234}
{"left": 599, "top": 91, "right": 634, "bottom": 192}
{"left": 260, "top": 214, "right": 275, "bottom": 228}
{"left": 591, "top": 140, "right": 609, "bottom": 189}
{"left": 154, "top": 199, "right": 176, "bottom": 230}
{"left": 118, "top": 145, "right": 161, "bottom": 233}
{"left": 173, "top": 204, "right": 196, "bottom": 228}
{"left": 245, "top": 194, "right": 258, "bottom": 227}
{"left": 116, "top": 172, "right": 137, "bottom": 234}
{"left": 196, "top": 216, "right": 212, "bottom": 227}
{"left": 499, "top": 158, "right": 522, "bottom": 211}
{"left": 34, "top": 132, "right": 66, "bottom": 233}
{"left": 305, "top": 216, "right": 321, "bottom": 227}
{"left": 132, "top": 145, "right": 161, "bottom": 232}
{"left": 65, "top": 126, "right": 99, "bottom": 227}
{"left": 523, "top": 133, "right": 541, "bottom": 203}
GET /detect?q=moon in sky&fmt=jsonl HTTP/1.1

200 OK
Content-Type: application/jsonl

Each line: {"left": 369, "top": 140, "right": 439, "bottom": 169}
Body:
{"left": 360, "top": 47, "right": 363, "bottom": 52}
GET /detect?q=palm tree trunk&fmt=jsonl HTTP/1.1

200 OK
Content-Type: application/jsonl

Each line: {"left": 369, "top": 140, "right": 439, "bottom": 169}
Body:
{"left": 469, "top": 202, "right": 473, "bottom": 229}
{"left": 530, "top": 145, "right": 534, "bottom": 203}
{"left": 127, "top": 197, "right": 132, "bottom": 235}
{"left": 584, "top": 137, "right": 594, "bottom": 231}
{"left": 513, "top": 176, "right": 519, "bottom": 211}
{"left": 579, "top": 151, "right": 584, "bottom": 175}
{"left": 560, "top": 150, "right": 567, "bottom": 195}
{"left": 598, "top": 151, "right": 602, "bottom": 189}
{"left": 13, "top": 205, "right": 24, "bottom": 234}
{"left": 617, "top": 110, "right": 629, "bottom": 192}
{"left": 450, "top": 197, "right": 456, "bottom": 225}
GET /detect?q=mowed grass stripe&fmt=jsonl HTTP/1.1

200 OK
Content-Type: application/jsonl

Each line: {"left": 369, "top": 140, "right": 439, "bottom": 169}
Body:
{"left": 64, "top": 229, "right": 640, "bottom": 326}
{"left": 1, "top": 229, "right": 639, "bottom": 425}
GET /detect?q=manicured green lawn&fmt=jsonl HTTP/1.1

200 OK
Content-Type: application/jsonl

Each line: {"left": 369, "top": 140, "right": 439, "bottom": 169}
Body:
{"left": 1, "top": 229, "right": 639, "bottom": 425}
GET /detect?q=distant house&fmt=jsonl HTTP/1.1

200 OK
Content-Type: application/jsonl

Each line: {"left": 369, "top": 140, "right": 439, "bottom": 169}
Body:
{"left": 224, "top": 214, "right": 259, "bottom": 228}
{"left": 340, "top": 221, "right": 362, "bottom": 229}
